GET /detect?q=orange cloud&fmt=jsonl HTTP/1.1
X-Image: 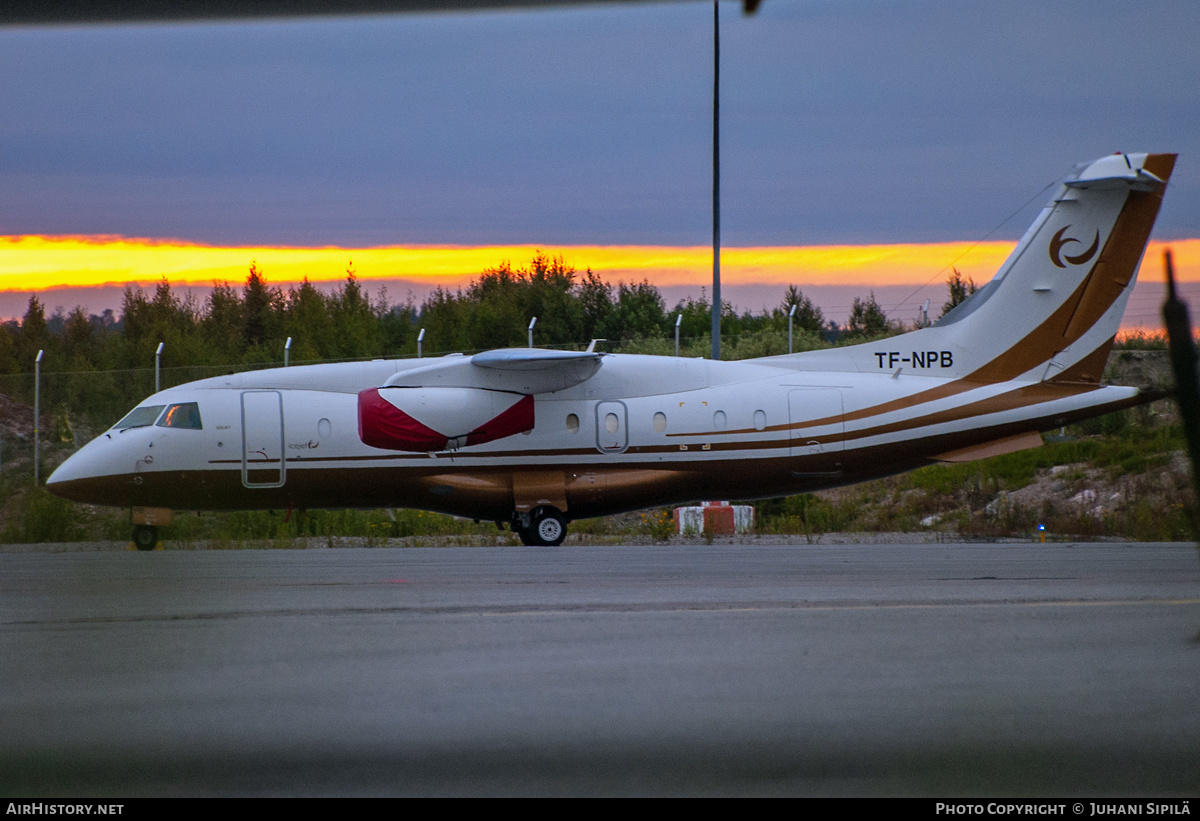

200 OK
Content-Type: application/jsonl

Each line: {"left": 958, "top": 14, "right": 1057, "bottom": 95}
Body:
{"left": 2, "top": 235, "right": 1198, "bottom": 293}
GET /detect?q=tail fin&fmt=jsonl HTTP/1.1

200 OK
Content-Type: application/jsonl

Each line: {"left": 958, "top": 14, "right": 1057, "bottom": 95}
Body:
{"left": 931, "top": 152, "right": 1175, "bottom": 384}
{"left": 813, "top": 153, "right": 1175, "bottom": 385}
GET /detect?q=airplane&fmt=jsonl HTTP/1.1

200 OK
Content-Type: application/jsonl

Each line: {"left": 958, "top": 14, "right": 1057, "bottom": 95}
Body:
{"left": 47, "top": 151, "right": 1176, "bottom": 549}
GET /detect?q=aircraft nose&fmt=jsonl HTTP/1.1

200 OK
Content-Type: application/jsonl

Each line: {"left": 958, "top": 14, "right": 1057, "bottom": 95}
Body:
{"left": 46, "top": 440, "right": 129, "bottom": 506}
{"left": 46, "top": 450, "right": 85, "bottom": 488}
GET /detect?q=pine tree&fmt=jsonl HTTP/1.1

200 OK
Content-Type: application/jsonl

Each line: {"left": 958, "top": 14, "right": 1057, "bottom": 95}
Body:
{"left": 940, "top": 268, "right": 978, "bottom": 318}
{"left": 846, "top": 292, "right": 889, "bottom": 338}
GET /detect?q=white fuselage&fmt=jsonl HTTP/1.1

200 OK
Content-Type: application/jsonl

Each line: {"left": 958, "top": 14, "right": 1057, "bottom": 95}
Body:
{"left": 46, "top": 351, "right": 1139, "bottom": 522}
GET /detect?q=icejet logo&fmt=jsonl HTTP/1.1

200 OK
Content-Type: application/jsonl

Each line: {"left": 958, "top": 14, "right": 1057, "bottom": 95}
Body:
{"left": 1049, "top": 225, "right": 1100, "bottom": 268}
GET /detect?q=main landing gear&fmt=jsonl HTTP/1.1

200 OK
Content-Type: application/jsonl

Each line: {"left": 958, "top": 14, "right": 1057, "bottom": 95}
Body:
{"left": 512, "top": 505, "right": 567, "bottom": 546}
{"left": 131, "top": 525, "right": 159, "bottom": 551}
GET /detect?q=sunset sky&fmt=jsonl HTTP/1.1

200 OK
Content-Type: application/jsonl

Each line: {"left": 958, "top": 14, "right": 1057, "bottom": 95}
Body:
{"left": 1, "top": 1, "right": 1197, "bottom": 330}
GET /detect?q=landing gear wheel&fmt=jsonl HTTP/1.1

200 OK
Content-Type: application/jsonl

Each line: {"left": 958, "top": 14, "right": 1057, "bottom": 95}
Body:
{"left": 132, "top": 525, "right": 159, "bottom": 551}
{"left": 529, "top": 506, "right": 567, "bottom": 547}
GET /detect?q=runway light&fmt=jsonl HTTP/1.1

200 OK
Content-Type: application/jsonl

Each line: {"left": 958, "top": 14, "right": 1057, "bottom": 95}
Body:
{"left": 1038, "top": 524, "right": 1046, "bottom": 544}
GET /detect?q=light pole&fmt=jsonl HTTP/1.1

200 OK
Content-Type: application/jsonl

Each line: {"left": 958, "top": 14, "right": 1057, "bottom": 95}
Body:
{"left": 788, "top": 304, "right": 797, "bottom": 354}
{"left": 284, "top": 336, "right": 292, "bottom": 367}
{"left": 675, "top": 313, "right": 682, "bottom": 357}
{"left": 154, "top": 342, "right": 163, "bottom": 393}
{"left": 711, "top": 0, "right": 721, "bottom": 362}
{"left": 33, "top": 349, "right": 43, "bottom": 486}
{"left": 528, "top": 317, "right": 537, "bottom": 349}
{"left": 417, "top": 328, "right": 425, "bottom": 358}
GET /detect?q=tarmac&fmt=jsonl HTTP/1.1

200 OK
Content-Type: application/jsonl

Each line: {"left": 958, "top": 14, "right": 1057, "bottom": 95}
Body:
{"left": 2, "top": 540, "right": 1198, "bottom": 796}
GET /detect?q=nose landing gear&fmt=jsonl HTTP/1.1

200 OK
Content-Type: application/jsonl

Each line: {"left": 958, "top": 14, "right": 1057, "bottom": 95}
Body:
{"left": 513, "top": 505, "right": 567, "bottom": 546}
{"left": 130, "top": 506, "right": 171, "bottom": 551}
{"left": 131, "top": 525, "right": 159, "bottom": 551}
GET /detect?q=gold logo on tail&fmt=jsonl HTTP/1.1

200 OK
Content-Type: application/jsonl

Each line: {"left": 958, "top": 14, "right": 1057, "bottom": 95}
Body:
{"left": 1049, "top": 225, "right": 1099, "bottom": 268}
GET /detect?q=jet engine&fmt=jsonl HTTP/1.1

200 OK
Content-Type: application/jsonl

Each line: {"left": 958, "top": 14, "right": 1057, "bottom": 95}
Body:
{"left": 358, "top": 386, "right": 533, "bottom": 452}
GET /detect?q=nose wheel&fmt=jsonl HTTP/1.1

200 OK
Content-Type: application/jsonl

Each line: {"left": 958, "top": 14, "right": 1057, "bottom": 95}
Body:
{"left": 514, "top": 506, "right": 567, "bottom": 546}
{"left": 131, "top": 525, "right": 159, "bottom": 551}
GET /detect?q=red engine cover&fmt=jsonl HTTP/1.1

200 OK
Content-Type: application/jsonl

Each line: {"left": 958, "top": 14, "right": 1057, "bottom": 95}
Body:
{"left": 358, "top": 388, "right": 534, "bottom": 452}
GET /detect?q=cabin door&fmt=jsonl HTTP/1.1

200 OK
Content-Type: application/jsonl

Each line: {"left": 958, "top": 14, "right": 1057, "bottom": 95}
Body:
{"left": 595, "top": 400, "right": 629, "bottom": 453}
{"left": 788, "top": 389, "right": 845, "bottom": 458}
{"left": 241, "top": 390, "right": 286, "bottom": 488}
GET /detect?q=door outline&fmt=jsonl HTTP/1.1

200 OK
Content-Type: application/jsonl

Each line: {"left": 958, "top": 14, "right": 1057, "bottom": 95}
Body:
{"left": 788, "top": 389, "right": 845, "bottom": 458}
{"left": 241, "top": 390, "right": 286, "bottom": 488}
{"left": 595, "top": 400, "right": 629, "bottom": 454}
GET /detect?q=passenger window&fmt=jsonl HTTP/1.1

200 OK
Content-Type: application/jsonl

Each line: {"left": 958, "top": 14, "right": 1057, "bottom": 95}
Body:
{"left": 157, "top": 402, "right": 203, "bottom": 430}
{"left": 114, "top": 405, "right": 166, "bottom": 430}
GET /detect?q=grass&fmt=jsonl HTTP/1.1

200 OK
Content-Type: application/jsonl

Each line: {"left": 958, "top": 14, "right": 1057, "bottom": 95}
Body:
{"left": 768, "top": 419, "right": 1193, "bottom": 542}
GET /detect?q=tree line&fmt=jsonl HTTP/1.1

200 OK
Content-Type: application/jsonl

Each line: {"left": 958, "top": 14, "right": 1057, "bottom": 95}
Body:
{"left": 2, "top": 253, "right": 979, "bottom": 375}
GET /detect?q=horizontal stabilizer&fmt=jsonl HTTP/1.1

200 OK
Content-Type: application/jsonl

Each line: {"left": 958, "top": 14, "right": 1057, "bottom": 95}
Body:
{"left": 1065, "top": 153, "right": 1166, "bottom": 191}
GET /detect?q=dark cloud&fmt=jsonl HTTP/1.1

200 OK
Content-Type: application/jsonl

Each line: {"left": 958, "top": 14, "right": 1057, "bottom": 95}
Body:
{"left": 0, "top": 0, "right": 1196, "bottom": 246}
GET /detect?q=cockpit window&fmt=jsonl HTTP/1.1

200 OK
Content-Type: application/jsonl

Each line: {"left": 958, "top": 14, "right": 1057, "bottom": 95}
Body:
{"left": 114, "top": 405, "right": 166, "bottom": 430}
{"left": 157, "top": 402, "right": 203, "bottom": 430}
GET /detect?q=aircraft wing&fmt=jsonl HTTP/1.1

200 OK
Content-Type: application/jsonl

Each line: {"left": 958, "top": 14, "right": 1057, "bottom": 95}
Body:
{"left": 363, "top": 348, "right": 602, "bottom": 451}
{"left": 472, "top": 347, "right": 601, "bottom": 371}
{"left": 384, "top": 348, "right": 602, "bottom": 394}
